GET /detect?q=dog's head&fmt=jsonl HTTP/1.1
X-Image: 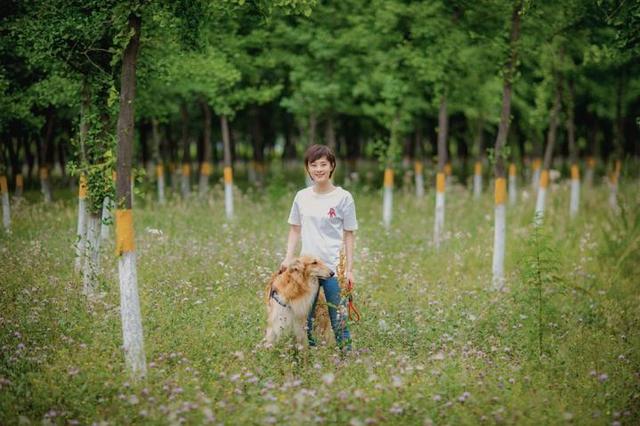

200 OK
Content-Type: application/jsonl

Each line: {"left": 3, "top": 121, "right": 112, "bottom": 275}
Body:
{"left": 288, "top": 256, "right": 333, "bottom": 279}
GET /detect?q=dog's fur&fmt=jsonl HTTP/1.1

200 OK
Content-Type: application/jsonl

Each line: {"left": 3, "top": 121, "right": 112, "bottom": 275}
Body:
{"left": 265, "top": 256, "right": 333, "bottom": 347}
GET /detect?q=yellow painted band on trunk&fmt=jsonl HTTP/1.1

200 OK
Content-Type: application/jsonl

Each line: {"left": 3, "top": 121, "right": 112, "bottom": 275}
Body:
{"left": 39, "top": 167, "right": 48, "bottom": 179}
{"left": 587, "top": 157, "right": 596, "bottom": 168}
{"left": 509, "top": 163, "right": 517, "bottom": 177}
{"left": 533, "top": 158, "right": 542, "bottom": 170}
{"left": 168, "top": 162, "right": 175, "bottom": 172}
{"left": 200, "top": 162, "right": 212, "bottom": 176}
{"left": 182, "top": 163, "right": 191, "bottom": 176}
{"left": 414, "top": 161, "right": 423, "bottom": 174}
{"left": 79, "top": 174, "right": 88, "bottom": 199}
{"left": 495, "top": 177, "right": 506, "bottom": 205}
{"left": 474, "top": 162, "right": 482, "bottom": 176}
{"left": 436, "top": 172, "right": 445, "bottom": 193}
{"left": 156, "top": 164, "right": 164, "bottom": 177}
{"left": 16, "top": 174, "right": 23, "bottom": 189}
{"left": 610, "top": 172, "right": 618, "bottom": 185}
{"left": 0, "top": 176, "right": 7, "bottom": 194}
{"left": 383, "top": 168, "right": 394, "bottom": 188}
{"left": 614, "top": 160, "right": 621, "bottom": 175}
{"left": 115, "top": 209, "right": 135, "bottom": 255}
{"left": 570, "top": 164, "right": 580, "bottom": 180}
{"left": 444, "top": 163, "right": 452, "bottom": 176}
{"left": 256, "top": 162, "right": 265, "bottom": 173}
{"left": 224, "top": 166, "right": 233, "bottom": 183}
{"left": 539, "top": 170, "right": 549, "bottom": 189}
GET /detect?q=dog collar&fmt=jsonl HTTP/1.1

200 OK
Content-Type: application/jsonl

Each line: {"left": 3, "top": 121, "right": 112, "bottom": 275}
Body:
{"left": 270, "top": 288, "right": 290, "bottom": 309}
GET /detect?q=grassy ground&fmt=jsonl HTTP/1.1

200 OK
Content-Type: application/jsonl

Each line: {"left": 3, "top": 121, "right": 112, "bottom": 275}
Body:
{"left": 1, "top": 172, "right": 639, "bottom": 425}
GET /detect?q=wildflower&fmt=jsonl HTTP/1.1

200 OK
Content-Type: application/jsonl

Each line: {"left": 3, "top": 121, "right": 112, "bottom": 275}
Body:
{"left": 322, "top": 373, "right": 335, "bottom": 386}
{"left": 598, "top": 373, "right": 608, "bottom": 383}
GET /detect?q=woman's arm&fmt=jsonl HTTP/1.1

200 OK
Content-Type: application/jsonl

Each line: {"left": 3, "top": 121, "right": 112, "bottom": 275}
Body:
{"left": 280, "top": 224, "right": 301, "bottom": 271}
{"left": 344, "top": 230, "right": 355, "bottom": 284}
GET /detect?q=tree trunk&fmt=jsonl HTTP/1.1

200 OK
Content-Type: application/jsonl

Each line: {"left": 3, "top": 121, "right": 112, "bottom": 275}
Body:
{"left": 180, "top": 103, "right": 191, "bottom": 198}
{"left": 40, "top": 109, "right": 55, "bottom": 203}
{"left": 8, "top": 137, "right": 23, "bottom": 197}
{"left": 414, "top": 126, "right": 424, "bottom": 198}
{"left": 151, "top": 119, "right": 166, "bottom": 204}
{"left": 473, "top": 117, "right": 484, "bottom": 199}
{"left": 221, "top": 115, "right": 234, "bottom": 219}
{"left": 75, "top": 85, "right": 90, "bottom": 272}
{"left": 199, "top": 100, "right": 212, "bottom": 195}
{"left": 535, "top": 79, "right": 562, "bottom": 223}
{"left": 115, "top": 13, "right": 146, "bottom": 379}
{"left": 434, "top": 95, "right": 448, "bottom": 249}
{"left": 492, "top": 0, "right": 522, "bottom": 290}
{"left": 566, "top": 79, "right": 580, "bottom": 217}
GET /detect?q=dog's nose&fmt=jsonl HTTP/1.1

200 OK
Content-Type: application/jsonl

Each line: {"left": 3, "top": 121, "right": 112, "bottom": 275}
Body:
{"left": 329, "top": 271, "right": 335, "bottom": 277}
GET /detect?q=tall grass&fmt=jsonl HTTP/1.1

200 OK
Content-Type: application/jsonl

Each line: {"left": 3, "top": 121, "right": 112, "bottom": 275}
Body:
{"left": 1, "top": 175, "right": 639, "bottom": 425}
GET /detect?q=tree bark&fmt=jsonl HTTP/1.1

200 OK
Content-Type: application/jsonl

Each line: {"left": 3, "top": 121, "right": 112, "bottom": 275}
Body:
{"left": 492, "top": 0, "right": 523, "bottom": 290}
{"left": 115, "top": 12, "right": 146, "bottom": 379}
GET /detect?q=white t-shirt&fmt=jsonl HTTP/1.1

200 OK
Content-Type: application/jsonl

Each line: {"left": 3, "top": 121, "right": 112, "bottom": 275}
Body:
{"left": 288, "top": 186, "right": 358, "bottom": 272}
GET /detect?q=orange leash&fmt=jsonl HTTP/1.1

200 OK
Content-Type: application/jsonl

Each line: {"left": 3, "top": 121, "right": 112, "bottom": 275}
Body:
{"left": 345, "top": 279, "right": 361, "bottom": 322}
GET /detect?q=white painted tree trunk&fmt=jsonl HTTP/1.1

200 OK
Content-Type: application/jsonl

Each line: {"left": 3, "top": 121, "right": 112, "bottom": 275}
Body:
{"left": 74, "top": 177, "right": 89, "bottom": 273}
{"left": 41, "top": 169, "right": 52, "bottom": 203}
{"left": 118, "top": 250, "right": 146, "bottom": 378}
{"left": 414, "top": 162, "right": 424, "bottom": 198}
{"left": 473, "top": 162, "right": 482, "bottom": 199}
{"left": 101, "top": 197, "right": 113, "bottom": 240}
{"left": 83, "top": 214, "right": 102, "bottom": 295}
{"left": 508, "top": 164, "right": 517, "bottom": 206}
{"left": 382, "top": 188, "right": 393, "bottom": 228}
{"left": 198, "top": 163, "right": 210, "bottom": 196}
{"left": 157, "top": 164, "right": 166, "bottom": 204}
{"left": 534, "top": 189, "right": 546, "bottom": 224}
{"left": 434, "top": 173, "right": 445, "bottom": 249}
{"left": 224, "top": 167, "right": 234, "bottom": 219}
{"left": 570, "top": 179, "right": 580, "bottom": 217}
{"left": 181, "top": 164, "right": 190, "bottom": 197}
{"left": 1, "top": 176, "right": 10, "bottom": 231}
{"left": 531, "top": 161, "right": 541, "bottom": 192}
{"left": 492, "top": 202, "right": 506, "bottom": 290}
{"left": 382, "top": 168, "right": 393, "bottom": 228}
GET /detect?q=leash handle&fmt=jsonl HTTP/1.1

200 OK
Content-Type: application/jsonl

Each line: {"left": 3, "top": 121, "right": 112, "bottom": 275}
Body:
{"left": 345, "top": 279, "right": 361, "bottom": 322}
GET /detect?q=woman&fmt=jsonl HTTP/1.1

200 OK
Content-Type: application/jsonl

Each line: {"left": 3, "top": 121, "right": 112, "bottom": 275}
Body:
{"left": 281, "top": 144, "right": 358, "bottom": 349}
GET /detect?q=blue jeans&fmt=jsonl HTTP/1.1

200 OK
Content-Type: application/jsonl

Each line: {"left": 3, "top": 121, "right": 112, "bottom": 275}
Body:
{"left": 307, "top": 276, "right": 352, "bottom": 349}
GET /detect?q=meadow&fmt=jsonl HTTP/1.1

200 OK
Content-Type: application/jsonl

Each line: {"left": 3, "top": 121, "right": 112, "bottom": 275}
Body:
{"left": 1, "top": 169, "right": 639, "bottom": 425}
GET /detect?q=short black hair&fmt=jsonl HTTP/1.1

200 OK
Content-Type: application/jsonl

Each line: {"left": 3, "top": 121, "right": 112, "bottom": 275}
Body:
{"left": 304, "top": 144, "right": 336, "bottom": 178}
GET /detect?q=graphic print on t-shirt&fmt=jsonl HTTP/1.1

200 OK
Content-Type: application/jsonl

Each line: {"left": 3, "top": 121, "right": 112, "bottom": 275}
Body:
{"left": 328, "top": 207, "right": 336, "bottom": 218}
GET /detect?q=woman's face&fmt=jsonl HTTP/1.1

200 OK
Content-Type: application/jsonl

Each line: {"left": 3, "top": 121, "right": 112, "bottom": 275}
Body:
{"left": 307, "top": 156, "right": 334, "bottom": 183}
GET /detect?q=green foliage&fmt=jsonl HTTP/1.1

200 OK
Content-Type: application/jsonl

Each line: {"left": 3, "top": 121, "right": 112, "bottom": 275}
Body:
{"left": 517, "top": 219, "right": 564, "bottom": 358}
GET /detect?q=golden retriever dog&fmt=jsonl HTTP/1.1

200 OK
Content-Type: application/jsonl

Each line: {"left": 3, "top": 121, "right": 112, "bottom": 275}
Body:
{"left": 265, "top": 256, "right": 333, "bottom": 348}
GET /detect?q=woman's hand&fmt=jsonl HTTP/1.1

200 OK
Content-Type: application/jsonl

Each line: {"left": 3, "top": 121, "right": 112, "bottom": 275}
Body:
{"left": 346, "top": 270, "right": 355, "bottom": 287}
{"left": 279, "top": 258, "right": 292, "bottom": 274}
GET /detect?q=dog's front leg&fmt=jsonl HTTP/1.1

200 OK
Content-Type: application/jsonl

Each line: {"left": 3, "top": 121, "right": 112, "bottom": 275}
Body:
{"left": 294, "top": 318, "right": 308, "bottom": 350}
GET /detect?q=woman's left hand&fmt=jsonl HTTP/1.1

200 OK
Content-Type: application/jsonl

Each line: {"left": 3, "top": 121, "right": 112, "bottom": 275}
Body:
{"left": 346, "top": 271, "right": 355, "bottom": 288}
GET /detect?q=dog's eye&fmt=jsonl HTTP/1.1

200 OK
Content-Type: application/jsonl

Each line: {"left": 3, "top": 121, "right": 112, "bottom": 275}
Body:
{"left": 312, "top": 261, "right": 317, "bottom": 265}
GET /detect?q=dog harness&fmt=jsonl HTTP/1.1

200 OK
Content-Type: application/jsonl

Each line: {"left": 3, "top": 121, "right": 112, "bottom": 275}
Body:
{"left": 269, "top": 288, "right": 290, "bottom": 309}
